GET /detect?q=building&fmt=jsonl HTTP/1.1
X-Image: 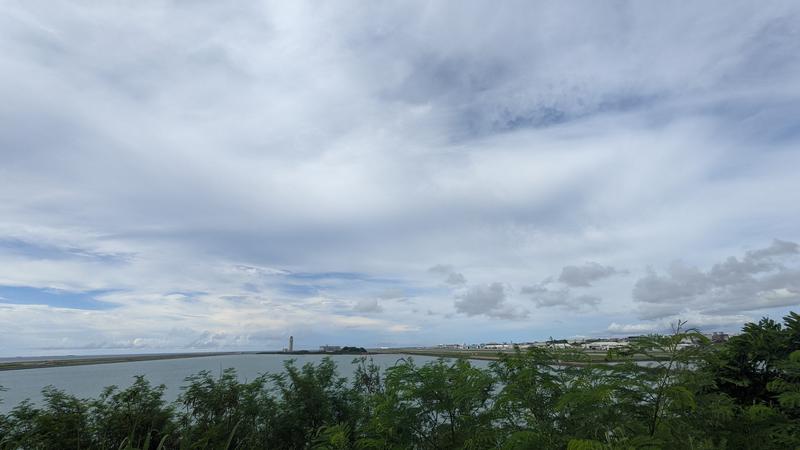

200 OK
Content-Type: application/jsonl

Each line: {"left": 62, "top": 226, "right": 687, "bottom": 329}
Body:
{"left": 544, "top": 342, "right": 571, "bottom": 349}
{"left": 711, "top": 332, "right": 730, "bottom": 343}
{"left": 437, "top": 344, "right": 459, "bottom": 349}
{"left": 289, "top": 336, "right": 294, "bottom": 352}
{"left": 320, "top": 345, "right": 341, "bottom": 352}
{"left": 582, "top": 341, "right": 629, "bottom": 351}
{"left": 483, "top": 342, "right": 513, "bottom": 350}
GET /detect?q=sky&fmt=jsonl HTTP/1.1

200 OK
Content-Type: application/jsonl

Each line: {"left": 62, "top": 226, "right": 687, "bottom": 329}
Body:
{"left": 1, "top": 1, "right": 799, "bottom": 356}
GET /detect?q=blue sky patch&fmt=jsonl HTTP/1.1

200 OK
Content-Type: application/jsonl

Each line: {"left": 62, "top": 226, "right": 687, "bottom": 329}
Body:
{"left": 0, "top": 286, "right": 117, "bottom": 310}
{"left": 0, "top": 238, "right": 129, "bottom": 264}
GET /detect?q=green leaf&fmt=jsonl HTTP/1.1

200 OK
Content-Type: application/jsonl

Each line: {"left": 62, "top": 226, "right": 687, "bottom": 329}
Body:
{"left": 777, "top": 391, "right": 800, "bottom": 409}
{"left": 567, "top": 438, "right": 606, "bottom": 450}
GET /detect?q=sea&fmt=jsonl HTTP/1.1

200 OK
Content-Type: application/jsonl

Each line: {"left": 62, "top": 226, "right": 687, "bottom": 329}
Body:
{"left": 0, "top": 353, "right": 490, "bottom": 413}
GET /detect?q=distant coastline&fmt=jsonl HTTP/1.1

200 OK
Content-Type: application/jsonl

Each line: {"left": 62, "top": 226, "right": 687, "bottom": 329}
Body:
{"left": 0, "top": 352, "right": 243, "bottom": 372}
{"left": 0, "top": 348, "right": 370, "bottom": 372}
{"left": 371, "top": 348, "right": 671, "bottom": 365}
{"left": 0, "top": 346, "right": 669, "bottom": 372}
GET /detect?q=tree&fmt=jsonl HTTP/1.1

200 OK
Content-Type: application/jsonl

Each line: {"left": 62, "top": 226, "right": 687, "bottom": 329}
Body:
{"left": 269, "top": 357, "right": 358, "bottom": 448}
{"left": 364, "top": 357, "right": 495, "bottom": 449}
{"left": 89, "top": 376, "right": 175, "bottom": 449}
{"left": 177, "top": 368, "right": 277, "bottom": 448}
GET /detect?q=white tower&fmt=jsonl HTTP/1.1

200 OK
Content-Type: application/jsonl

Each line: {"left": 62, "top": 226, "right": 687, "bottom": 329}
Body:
{"left": 289, "top": 335, "right": 294, "bottom": 352}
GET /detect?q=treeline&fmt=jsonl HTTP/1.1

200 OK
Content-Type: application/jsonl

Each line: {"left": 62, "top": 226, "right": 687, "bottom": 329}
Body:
{"left": 1, "top": 313, "right": 798, "bottom": 449}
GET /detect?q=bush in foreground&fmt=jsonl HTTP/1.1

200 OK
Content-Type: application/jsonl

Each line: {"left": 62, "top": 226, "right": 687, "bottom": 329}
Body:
{"left": 1, "top": 312, "right": 798, "bottom": 449}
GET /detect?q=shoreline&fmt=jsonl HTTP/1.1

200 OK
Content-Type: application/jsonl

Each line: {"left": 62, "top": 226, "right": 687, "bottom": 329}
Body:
{"left": 0, "top": 350, "right": 372, "bottom": 372}
{"left": 0, "top": 348, "right": 666, "bottom": 372}
{"left": 0, "top": 352, "right": 246, "bottom": 372}
{"left": 371, "top": 349, "right": 669, "bottom": 365}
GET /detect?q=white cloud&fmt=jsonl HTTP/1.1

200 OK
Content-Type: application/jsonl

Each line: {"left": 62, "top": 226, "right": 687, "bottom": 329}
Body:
{"left": 0, "top": 1, "right": 799, "bottom": 353}
{"left": 353, "top": 298, "right": 383, "bottom": 313}
{"left": 607, "top": 322, "right": 658, "bottom": 335}
{"left": 608, "top": 313, "right": 753, "bottom": 335}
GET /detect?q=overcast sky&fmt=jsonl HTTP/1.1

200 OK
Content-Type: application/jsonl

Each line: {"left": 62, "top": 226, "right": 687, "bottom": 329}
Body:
{"left": 1, "top": 1, "right": 799, "bottom": 356}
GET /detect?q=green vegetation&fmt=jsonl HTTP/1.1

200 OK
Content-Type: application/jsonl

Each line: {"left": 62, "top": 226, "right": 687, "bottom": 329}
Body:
{"left": 335, "top": 347, "right": 369, "bottom": 354}
{"left": 1, "top": 312, "right": 799, "bottom": 449}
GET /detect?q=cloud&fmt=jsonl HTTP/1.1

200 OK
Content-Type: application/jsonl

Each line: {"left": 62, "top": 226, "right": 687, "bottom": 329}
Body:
{"left": 428, "top": 264, "right": 467, "bottom": 285}
{"left": 632, "top": 240, "right": 800, "bottom": 319}
{"left": 520, "top": 261, "right": 621, "bottom": 311}
{"left": 186, "top": 331, "right": 254, "bottom": 349}
{"left": 353, "top": 298, "right": 383, "bottom": 313}
{"left": 1, "top": 2, "right": 800, "bottom": 352}
{"left": 428, "top": 264, "right": 454, "bottom": 275}
{"left": 558, "top": 262, "right": 623, "bottom": 287}
{"left": 521, "top": 283, "right": 601, "bottom": 311}
{"left": 231, "top": 264, "right": 291, "bottom": 277}
{"left": 445, "top": 272, "right": 467, "bottom": 285}
{"left": 375, "top": 288, "right": 408, "bottom": 301}
{"left": 608, "top": 313, "right": 753, "bottom": 335}
{"left": 633, "top": 263, "right": 709, "bottom": 305}
{"left": 454, "top": 283, "right": 527, "bottom": 319}
{"left": 607, "top": 322, "right": 658, "bottom": 335}
{"left": 747, "top": 238, "right": 799, "bottom": 260}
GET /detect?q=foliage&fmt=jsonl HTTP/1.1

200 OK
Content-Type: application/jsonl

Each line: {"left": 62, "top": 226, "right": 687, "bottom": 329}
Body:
{"left": 90, "top": 376, "right": 175, "bottom": 449}
{"left": 268, "top": 358, "right": 358, "bottom": 448}
{"left": 336, "top": 347, "right": 369, "bottom": 354}
{"left": 176, "top": 368, "right": 275, "bottom": 448}
{"left": 2, "top": 313, "right": 800, "bottom": 449}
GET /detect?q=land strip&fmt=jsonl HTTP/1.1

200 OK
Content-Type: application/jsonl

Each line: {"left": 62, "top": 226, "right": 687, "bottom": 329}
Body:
{"left": 371, "top": 348, "right": 670, "bottom": 364}
{"left": 0, "top": 352, "right": 245, "bottom": 371}
{"left": 0, "top": 347, "right": 669, "bottom": 372}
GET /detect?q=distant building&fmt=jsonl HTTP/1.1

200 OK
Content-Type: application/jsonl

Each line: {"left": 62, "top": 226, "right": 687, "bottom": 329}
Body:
{"left": 437, "top": 343, "right": 464, "bottom": 349}
{"left": 582, "top": 341, "right": 629, "bottom": 351}
{"left": 711, "top": 332, "right": 730, "bottom": 343}
{"left": 484, "top": 342, "right": 513, "bottom": 350}
{"left": 545, "top": 343, "right": 571, "bottom": 349}
{"left": 320, "top": 345, "right": 341, "bottom": 352}
{"left": 289, "top": 336, "right": 294, "bottom": 352}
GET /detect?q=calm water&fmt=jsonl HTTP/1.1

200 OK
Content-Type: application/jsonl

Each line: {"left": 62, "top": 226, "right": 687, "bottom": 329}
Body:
{"left": 0, "top": 354, "right": 489, "bottom": 412}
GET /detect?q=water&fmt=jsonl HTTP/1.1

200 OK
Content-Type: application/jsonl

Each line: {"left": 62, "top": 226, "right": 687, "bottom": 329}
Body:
{"left": 0, "top": 354, "right": 489, "bottom": 412}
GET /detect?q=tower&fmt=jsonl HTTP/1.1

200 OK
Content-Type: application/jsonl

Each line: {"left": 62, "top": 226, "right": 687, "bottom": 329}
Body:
{"left": 289, "top": 335, "right": 294, "bottom": 352}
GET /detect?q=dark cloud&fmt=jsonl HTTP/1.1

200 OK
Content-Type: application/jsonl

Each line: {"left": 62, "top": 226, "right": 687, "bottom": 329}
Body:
{"left": 520, "top": 261, "right": 619, "bottom": 310}
{"left": 558, "top": 262, "right": 622, "bottom": 287}
{"left": 633, "top": 263, "right": 709, "bottom": 304}
{"left": 746, "top": 239, "right": 799, "bottom": 260}
{"left": 521, "top": 283, "right": 601, "bottom": 311}
{"left": 454, "top": 283, "right": 527, "bottom": 319}
{"left": 445, "top": 272, "right": 467, "bottom": 285}
{"left": 633, "top": 240, "right": 800, "bottom": 319}
{"left": 428, "top": 264, "right": 467, "bottom": 285}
